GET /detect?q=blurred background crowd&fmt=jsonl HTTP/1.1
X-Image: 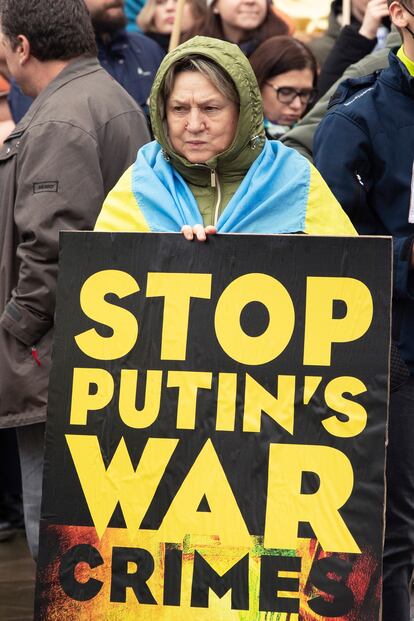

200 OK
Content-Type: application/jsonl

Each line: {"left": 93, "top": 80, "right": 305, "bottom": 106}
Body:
{"left": 0, "top": 0, "right": 393, "bottom": 145}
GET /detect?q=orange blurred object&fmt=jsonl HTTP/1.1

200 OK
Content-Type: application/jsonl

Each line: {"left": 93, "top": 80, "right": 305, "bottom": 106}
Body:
{"left": 0, "top": 74, "right": 10, "bottom": 96}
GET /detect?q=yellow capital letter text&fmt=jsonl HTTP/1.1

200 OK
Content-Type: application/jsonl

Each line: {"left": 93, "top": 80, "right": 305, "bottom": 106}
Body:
{"left": 265, "top": 444, "right": 360, "bottom": 553}
{"left": 215, "top": 274, "right": 295, "bottom": 365}
{"left": 146, "top": 272, "right": 212, "bottom": 361}
{"left": 70, "top": 367, "right": 114, "bottom": 425}
{"left": 66, "top": 435, "right": 178, "bottom": 539}
{"left": 75, "top": 270, "right": 139, "bottom": 360}
{"left": 304, "top": 277, "right": 373, "bottom": 366}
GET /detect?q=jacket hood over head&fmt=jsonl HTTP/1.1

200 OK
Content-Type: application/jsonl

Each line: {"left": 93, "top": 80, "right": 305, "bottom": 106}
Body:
{"left": 149, "top": 36, "right": 266, "bottom": 184}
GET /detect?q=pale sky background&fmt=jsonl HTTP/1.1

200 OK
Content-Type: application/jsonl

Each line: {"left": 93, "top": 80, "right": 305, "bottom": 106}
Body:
{"left": 278, "top": 0, "right": 332, "bottom": 19}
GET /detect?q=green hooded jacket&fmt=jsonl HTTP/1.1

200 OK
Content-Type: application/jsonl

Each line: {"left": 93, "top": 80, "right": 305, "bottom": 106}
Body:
{"left": 149, "top": 36, "right": 266, "bottom": 227}
{"left": 96, "top": 36, "right": 355, "bottom": 238}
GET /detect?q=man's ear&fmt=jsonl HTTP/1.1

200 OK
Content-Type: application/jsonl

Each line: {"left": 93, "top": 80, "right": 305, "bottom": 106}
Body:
{"left": 16, "top": 34, "right": 30, "bottom": 65}
{"left": 389, "top": 1, "right": 410, "bottom": 28}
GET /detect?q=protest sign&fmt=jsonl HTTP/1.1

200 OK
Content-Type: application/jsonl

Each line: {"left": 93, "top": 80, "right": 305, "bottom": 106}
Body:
{"left": 35, "top": 232, "right": 391, "bottom": 621}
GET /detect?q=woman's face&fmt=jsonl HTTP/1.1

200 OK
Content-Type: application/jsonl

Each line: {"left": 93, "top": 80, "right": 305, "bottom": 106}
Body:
{"left": 153, "top": 0, "right": 195, "bottom": 34}
{"left": 166, "top": 70, "right": 239, "bottom": 164}
{"left": 214, "top": 0, "right": 268, "bottom": 42}
{"left": 261, "top": 68, "right": 314, "bottom": 127}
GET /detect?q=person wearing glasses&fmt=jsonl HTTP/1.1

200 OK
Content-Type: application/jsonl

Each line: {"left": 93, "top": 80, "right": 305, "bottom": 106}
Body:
{"left": 249, "top": 36, "right": 318, "bottom": 140}
{"left": 314, "top": 2, "right": 414, "bottom": 619}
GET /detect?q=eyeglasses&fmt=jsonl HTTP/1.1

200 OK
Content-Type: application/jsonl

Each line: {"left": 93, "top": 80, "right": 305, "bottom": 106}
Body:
{"left": 265, "top": 83, "right": 317, "bottom": 105}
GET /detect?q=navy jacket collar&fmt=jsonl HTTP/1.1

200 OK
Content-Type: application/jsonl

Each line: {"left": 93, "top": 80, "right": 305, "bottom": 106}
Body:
{"left": 380, "top": 48, "right": 414, "bottom": 97}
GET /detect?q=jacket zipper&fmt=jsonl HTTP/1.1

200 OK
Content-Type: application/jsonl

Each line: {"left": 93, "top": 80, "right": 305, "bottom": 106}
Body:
{"left": 193, "top": 164, "right": 221, "bottom": 226}
{"left": 211, "top": 169, "right": 221, "bottom": 227}
{"left": 210, "top": 169, "right": 216, "bottom": 188}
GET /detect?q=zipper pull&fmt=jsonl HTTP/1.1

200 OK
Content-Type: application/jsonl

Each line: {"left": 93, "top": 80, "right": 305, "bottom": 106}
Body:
{"left": 31, "top": 346, "right": 41, "bottom": 367}
{"left": 210, "top": 169, "right": 216, "bottom": 188}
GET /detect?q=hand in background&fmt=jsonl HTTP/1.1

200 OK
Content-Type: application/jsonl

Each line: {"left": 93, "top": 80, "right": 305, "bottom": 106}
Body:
{"left": 358, "top": 0, "right": 389, "bottom": 38}
{"left": 351, "top": 0, "right": 370, "bottom": 22}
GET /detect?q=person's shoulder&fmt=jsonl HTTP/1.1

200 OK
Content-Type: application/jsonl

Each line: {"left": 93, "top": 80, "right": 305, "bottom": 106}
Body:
{"left": 313, "top": 71, "right": 385, "bottom": 145}
{"left": 329, "top": 72, "right": 380, "bottom": 107}
{"left": 267, "top": 138, "right": 312, "bottom": 173}
{"left": 324, "top": 71, "right": 382, "bottom": 125}
{"left": 336, "top": 31, "right": 399, "bottom": 85}
{"left": 61, "top": 63, "right": 139, "bottom": 110}
{"left": 327, "top": 47, "right": 406, "bottom": 120}
{"left": 30, "top": 68, "right": 142, "bottom": 135}
{"left": 124, "top": 31, "right": 165, "bottom": 58}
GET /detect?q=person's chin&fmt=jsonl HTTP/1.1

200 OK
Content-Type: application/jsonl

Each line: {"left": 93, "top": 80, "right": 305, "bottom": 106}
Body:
{"left": 183, "top": 146, "right": 211, "bottom": 164}
{"left": 186, "top": 154, "right": 210, "bottom": 164}
{"left": 160, "top": 26, "right": 174, "bottom": 35}
{"left": 238, "top": 17, "right": 262, "bottom": 30}
{"left": 161, "top": 19, "right": 175, "bottom": 33}
{"left": 92, "top": 11, "right": 127, "bottom": 33}
{"left": 279, "top": 117, "right": 299, "bottom": 126}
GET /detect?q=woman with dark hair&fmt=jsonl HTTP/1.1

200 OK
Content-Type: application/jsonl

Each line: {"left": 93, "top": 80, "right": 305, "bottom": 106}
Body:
{"left": 249, "top": 35, "right": 318, "bottom": 139}
{"left": 184, "top": 0, "right": 291, "bottom": 56}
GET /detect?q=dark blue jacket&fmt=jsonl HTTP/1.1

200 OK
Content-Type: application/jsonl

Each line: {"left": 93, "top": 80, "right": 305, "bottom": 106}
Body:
{"left": 314, "top": 50, "right": 414, "bottom": 371}
{"left": 8, "top": 30, "right": 164, "bottom": 123}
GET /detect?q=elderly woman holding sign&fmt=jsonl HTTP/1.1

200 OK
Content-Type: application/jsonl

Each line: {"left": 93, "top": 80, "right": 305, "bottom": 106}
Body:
{"left": 95, "top": 36, "right": 355, "bottom": 238}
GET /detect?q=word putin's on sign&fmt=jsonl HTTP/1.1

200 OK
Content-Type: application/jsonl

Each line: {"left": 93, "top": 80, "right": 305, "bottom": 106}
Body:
{"left": 35, "top": 232, "right": 391, "bottom": 621}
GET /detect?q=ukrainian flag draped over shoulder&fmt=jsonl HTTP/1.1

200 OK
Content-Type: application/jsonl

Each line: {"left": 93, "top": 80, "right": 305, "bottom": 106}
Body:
{"left": 95, "top": 139, "right": 356, "bottom": 236}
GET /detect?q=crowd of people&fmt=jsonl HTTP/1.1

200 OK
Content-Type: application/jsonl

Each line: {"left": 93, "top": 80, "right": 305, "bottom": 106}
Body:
{"left": 0, "top": 0, "right": 413, "bottom": 620}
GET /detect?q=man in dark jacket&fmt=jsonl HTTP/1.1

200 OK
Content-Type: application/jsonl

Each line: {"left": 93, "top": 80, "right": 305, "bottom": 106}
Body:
{"left": 281, "top": 29, "right": 401, "bottom": 160}
{"left": 0, "top": 0, "right": 150, "bottom": 560}
{"left": 7, "top": 0, "right": 164, "bottom": 122}
{"left": 314, "top": 2, "right": 414, "bottom": 619}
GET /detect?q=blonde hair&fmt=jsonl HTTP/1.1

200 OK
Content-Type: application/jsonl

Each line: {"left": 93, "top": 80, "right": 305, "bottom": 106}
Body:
{"left": 137, "top": 0, "right": 206, "bottom": 33}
